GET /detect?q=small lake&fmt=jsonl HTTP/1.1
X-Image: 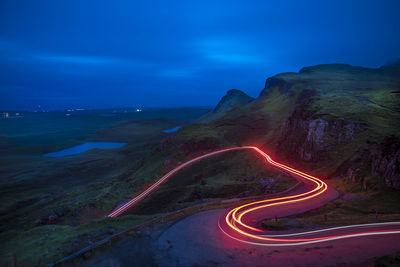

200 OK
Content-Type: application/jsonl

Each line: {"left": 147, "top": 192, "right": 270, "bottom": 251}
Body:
{"left": 44, "top": 142, "right": 127, "bottom": 157}
{"left": 163, "top": 126, "right": 181, "bottom": 133}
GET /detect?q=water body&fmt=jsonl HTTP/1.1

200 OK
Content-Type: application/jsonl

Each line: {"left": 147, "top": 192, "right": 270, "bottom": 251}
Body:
{"left": 163, "top": 126, "right": 181, "bottom": 133}
{"left": 44, "top": 142, "right": 127, "bottom": 157}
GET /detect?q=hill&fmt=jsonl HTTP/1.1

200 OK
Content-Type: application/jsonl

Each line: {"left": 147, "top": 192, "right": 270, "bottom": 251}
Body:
{"left": 198, "top": 89, "right": 254, "bottom": 122}
{"left": 174, "top": 63, "right": 400, "bottom": 190}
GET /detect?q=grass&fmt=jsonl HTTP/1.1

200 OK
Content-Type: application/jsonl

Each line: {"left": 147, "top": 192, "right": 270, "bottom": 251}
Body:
{"left": 374, "top": 251, "right": 400, "bottom": 266}
{"left": 174, "top": 124, "right": 221, "bottom": 140}
{"left": 0, "top": 125, "right": 297, "bottom": 266}
{"left": 260, "top": 177, "right": 400, "bottom": 231}
{"left": 0, "top": 108, "right": 212, "bottom": 266}
{"left": 362, "top": 90, "right": 400, "bottom": 112}
{"left": 265, "top": 75, "right": 400, "bottom": 179}
{"left": 2, "top": 65, "right": 399, "bottom": 265}
{"left": 123, "top": 150, "right": 297, "bottom": 215}
{"left": 1, "top": 214, "right": 157, "bottom": 266}
{"left": 261, "top": 219, "right": 288, "bottom": 230}
{"left": 254, "top": 86, "right": 298, "bottom": 140}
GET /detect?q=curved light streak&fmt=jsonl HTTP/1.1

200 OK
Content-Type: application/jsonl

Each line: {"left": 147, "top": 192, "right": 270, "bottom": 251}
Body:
{"left": 259, "top": 222, "right": 400, "bottom": 237}
{"left": 107, "top": 147, "right": 249, "bottom": 217}
{"left": 218, "top": 219, "right": 400, "bottom": 246}
{"left": 107, "top": 146, "right": 400, "bottom": 246}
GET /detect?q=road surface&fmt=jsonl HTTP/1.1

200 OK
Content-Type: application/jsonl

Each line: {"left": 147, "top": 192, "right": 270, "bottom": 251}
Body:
{"left": 82, "top": 146, "right": 400, "bottom": 266}
{"left": 107, "top": 146, "right": 400, "bottom": 246}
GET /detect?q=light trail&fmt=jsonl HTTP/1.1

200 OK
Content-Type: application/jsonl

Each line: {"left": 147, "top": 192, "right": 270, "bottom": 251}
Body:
{"left": 107, "top": 146, "right": 400, "bottom": 246}
{"left": 107, "top": 147, "right": 249, "bottom": 218}
{"left": 218, "top": 220, "right": 400, "bottom": 246}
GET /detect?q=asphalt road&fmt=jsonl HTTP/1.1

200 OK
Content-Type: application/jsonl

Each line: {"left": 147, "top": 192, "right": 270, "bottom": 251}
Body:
{"left": 154, "top": 209, "right": 400, "bottom": 267}
{"left": 74, "top": 146, "right": 400, "bottom": 266}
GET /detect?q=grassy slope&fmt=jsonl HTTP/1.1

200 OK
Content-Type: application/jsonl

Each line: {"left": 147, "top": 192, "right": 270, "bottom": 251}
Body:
{"left": 2, "top": 65, "right": 399, "bottom": 265}
{"left": 265, "top": 65, "right": 399, "bottom": 172}
{"left": 0, "top": 109, "right": 211, "bottom": 266}
{"left": 0, "top": 120, "right": 171, "bottom": 266}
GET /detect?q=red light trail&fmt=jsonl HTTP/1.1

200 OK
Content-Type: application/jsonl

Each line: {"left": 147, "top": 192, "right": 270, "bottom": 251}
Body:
{"left": 107, "top": 146, "right": 400, "bottom": 246}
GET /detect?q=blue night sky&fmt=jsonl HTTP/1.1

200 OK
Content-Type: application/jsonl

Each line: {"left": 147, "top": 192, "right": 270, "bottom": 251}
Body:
{"left": 0, "top": 0, "right": 399, "bottom": 110}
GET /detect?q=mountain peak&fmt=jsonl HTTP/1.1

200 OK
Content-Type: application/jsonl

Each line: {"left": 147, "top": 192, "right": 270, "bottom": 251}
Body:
{"left": 225, "top": 88, "right": 248, "bottom": 95}
{"left": 214, "top": 89, "right": 253, "bottom": 113}
{"left": 198, "top": 89, "right": 254, "bottom": 123}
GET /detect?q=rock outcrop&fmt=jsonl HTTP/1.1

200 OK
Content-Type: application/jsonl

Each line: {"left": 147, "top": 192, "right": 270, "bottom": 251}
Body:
{"left": 279, "top": 117, "right": 360, "bottom": 162}
{"left": 276, "top": 89, "right": 361, "bottom": 163}
{"left": 370, "top": 136, "right": 400, "bottom": 189}
{"left": 339, "top": 136, "right": 400, "bottom": 190}
{"left": 260, "top": 77, "right": 293, "bottom": 97}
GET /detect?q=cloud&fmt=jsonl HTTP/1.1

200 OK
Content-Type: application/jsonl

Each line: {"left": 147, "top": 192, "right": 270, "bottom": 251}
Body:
{"left": 159, "top": 69, "right": 197, "bottom": 78}
{"left": 32, "top": 54, "right": 155, "bottom": 70}
{"left": 34, "top": 55, "right": 121, "bottom": 65}
{"left": 0, "top": 1, "right": 399, "bottom": 109}
{"left": 196, "top": 37, "right": 262, "bottom": 64}
{"left": 205, "top": 53, "right": 260, "bottom": 63}
{"left": 0, "top": 43, "right": 151, "bottom": 69}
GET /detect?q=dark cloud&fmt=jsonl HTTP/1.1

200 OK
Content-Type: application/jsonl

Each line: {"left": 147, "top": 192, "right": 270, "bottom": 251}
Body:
{"left": 0, "top": 0, "right": 399, "bottom": 109}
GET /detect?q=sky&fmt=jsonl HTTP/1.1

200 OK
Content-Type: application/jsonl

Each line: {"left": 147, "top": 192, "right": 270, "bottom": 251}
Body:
{"left": 0, "top": 0, "right": 399, "bottom": 110}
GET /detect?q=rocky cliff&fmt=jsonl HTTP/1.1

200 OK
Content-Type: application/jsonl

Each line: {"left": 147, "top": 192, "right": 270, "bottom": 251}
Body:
{"left": 370, "top": 136, "right": 400, "bottom": 189}
{"left": 337, "top": 135, "right": 400, "bottom": 190}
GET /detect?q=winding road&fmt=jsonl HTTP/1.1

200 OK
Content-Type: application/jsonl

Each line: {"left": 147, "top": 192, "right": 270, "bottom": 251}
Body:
{"left": 107, "top": 146, "right": 400, "bottom": 249}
